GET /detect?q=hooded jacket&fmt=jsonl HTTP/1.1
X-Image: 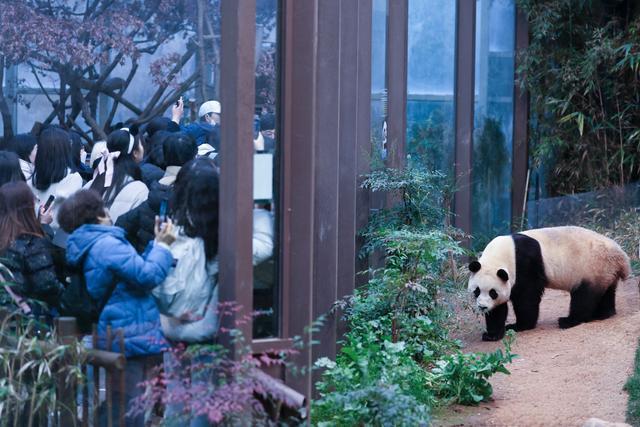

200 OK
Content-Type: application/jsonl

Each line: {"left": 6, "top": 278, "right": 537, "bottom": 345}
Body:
{"left": 66, "top": 224, "right": 173, "bottom": 357}
{"left": 181, "top": 122, "right": 220, "bottom": 149}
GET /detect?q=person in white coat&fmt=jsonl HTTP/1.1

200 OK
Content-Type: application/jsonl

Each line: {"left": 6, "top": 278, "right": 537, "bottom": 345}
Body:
{"left": 29, "top": 127, "right": 83, "bottom": 232}
{"left": 86, "top": 128, "right": 148, "bottom": 223}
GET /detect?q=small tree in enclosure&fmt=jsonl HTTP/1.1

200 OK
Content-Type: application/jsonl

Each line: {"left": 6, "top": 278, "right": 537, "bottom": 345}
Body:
{"left": 0, "top": 0, "right": 276, "bottom": 142}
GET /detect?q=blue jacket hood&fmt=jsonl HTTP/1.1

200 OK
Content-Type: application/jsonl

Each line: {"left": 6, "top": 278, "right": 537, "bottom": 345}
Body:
{"left": 66, "top": 224, "right": 126, "bottom": 267}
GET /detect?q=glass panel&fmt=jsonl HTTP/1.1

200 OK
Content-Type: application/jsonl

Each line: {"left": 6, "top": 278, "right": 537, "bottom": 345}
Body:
{"left": 406, "top": 0, "right": 456, "bottom": 175}
{"left": 472, "top": 0, "right": 516, "bottom": 246}
{"left": 16, "top": 94, "right": 58, "bottom": 134}
{"left": 371, "top": 0, "right": 388, "bottom": 159}
{"left": 252, "top": 0, "right": 279, "bottom": 339}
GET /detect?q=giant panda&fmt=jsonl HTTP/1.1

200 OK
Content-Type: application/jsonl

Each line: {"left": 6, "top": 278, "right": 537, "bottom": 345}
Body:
{"left": 468, "top": 226, "right": 630, "bottom": 341}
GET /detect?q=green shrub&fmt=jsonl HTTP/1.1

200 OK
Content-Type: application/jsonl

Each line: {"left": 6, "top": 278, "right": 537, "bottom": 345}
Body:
{"left": 312, "top": 165, "right": 515, "bottom": 425}
{"left": 430, "top": 331, "right": 516, "bottom": 405}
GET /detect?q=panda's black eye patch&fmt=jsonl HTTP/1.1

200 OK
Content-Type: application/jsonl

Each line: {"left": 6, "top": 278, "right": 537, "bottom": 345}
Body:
{"left": 473, "top": 287, "right": 480, "bottom": 298}
{"left": 489, "top": 289, "right": 498, "bottom": 300}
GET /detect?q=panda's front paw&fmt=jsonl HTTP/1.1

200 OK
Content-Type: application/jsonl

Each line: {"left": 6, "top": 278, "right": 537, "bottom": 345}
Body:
{"left": 482, "top": 332, "right": 504, "bottom": 342}
{"left": 505, "top": 323, "right": 517, "bottom": 331}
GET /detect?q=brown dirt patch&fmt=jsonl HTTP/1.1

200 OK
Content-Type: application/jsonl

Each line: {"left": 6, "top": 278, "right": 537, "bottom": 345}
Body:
{"left": 435, "top": 278, "right": 640, "bottom": 427}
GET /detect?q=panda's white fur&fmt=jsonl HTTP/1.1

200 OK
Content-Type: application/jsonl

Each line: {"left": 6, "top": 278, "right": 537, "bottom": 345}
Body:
{"left": 468, "top": 226, "right": 630, "bottom": 341}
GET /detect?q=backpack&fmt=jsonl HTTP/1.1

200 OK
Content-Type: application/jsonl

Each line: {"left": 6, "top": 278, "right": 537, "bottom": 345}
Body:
{"left": 152, "top": 228, "right": 217, "bottom": 321}
{"left": 58, "top": 257, "right": 116, "bottom": 334}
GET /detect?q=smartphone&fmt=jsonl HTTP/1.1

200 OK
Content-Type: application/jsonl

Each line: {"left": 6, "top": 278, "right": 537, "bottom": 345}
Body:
{"left": 43, "top": 195, "right": 55, "bottom": 212}
{"left": 159, "top": 200, "right": 168, "bottom": 223}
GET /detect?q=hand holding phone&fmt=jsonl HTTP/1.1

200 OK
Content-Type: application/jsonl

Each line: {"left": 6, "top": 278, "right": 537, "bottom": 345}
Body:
{"left": 171, "top": 97, "right": 184, "bottom": 124}
{"left": 43, "top": 195, "right": 55, "bottom": 212}
{"left": 38, "top": 195, "right": 55, "bottom": 225}
{"left": 159, "top": 200, "right": 168, "bottom": 223}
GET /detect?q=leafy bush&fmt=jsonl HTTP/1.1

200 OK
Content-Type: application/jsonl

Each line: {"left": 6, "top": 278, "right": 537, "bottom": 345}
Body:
{"left": 430, "top": 331, "right": 516, "bottom": 405}
{"left": 312, "top": 166, "right": 515, "bottom": 425}
{"left": 130, "top": 303, "right": 304, "bottom": 426}
{"left": 0, "top": 311, "right": 85, "bottom": 427}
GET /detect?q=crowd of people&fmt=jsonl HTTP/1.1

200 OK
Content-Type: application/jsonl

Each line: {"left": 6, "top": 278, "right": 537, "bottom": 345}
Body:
{"left": 0, "top": 99, "right": 276, "bottom": 426}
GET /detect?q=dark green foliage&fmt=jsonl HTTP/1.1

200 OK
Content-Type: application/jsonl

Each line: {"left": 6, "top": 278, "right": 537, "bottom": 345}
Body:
{"left": 408, "top": 110, "right": 454, "bottom": 175}
{"left": 312, "top": 166, "right": 515, "bottom": 425}
{"left": 625, "top": 338, "right": 640, "bottom": 426}
{"left": 472, "top": 117, "right": 510, "bottom": 247}
{"left": 518, "top": 0, "right": 640, "bottom": 195}
{"left": 430, "top": 331, "right": 516, "bottom": 405}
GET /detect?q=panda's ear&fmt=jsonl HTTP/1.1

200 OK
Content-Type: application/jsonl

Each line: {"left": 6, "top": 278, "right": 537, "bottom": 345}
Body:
{"left": 497, "top": 269, "right": 509, "bottom": 282}
{"left": 469, "top": 261, "right": 481, "bottom": 273}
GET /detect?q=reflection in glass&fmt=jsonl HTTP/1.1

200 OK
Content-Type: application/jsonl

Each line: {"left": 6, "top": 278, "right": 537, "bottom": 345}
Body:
{"left": 406, "top": 0, "right": 456, "bottom": 176}
{"left": 472, "top": 0, "right": 516, "bottom": 246}
{"left": 252, "top": 0, "right": 279, "bottom": 339}
{"left": 371, "top": 0, "right": 388, "bottom": 160}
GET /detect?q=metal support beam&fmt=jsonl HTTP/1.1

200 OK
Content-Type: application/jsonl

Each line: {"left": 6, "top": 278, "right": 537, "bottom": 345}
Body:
{"left": 511, "top": 7, "right": 530, "bottom": 229}
{"left": 385, "top": 0, "right": 408, "bottom": 168}
{"left": 453, "top": 0, "right": 477, "bottom": 236}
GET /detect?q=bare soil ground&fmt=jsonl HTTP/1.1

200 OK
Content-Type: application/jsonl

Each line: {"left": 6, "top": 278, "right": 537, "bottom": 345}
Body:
{"left": 435, "top": 278, "right": 640, "bottom": 427}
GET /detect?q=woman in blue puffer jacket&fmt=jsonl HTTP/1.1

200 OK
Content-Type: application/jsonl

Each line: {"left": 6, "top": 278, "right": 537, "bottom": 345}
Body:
{"left": 58, "top": 189, "right": 176, "bottom": 426}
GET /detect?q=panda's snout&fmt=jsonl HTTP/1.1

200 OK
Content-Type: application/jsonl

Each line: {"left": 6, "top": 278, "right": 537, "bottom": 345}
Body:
{"left": 477, "top": 304, "right": 489, "bottom": 313}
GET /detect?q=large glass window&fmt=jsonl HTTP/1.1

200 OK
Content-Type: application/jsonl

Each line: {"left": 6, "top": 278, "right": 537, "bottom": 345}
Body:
{"left": 472, "top": 0, "right": 516, "bottom": 244}
{"left": 406, "top": 0, "right": 456, "bottom": 176}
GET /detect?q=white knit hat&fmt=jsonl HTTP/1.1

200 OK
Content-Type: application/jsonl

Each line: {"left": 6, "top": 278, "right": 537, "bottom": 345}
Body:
{"left": 198, "top": 100, "right": 221, "bottom": 118}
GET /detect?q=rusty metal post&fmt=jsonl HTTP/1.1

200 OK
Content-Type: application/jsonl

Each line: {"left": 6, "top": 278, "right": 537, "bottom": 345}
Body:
{"left": 56, "top": 317, "right": 78, "bottom": 426}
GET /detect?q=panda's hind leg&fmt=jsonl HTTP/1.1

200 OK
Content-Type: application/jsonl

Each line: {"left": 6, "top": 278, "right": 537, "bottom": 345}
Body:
{"left": 593, "top": 281, "right": 617, "bottom": 320}
{"left": 558, "top": 281, "right": 602, "bottom": 329}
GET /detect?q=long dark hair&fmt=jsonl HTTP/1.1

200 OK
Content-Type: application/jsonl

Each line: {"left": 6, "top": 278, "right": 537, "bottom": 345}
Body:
{"left": 0, "top": 151, "right": 26, "bottom": 187}
{"left": 90, "top": 129, "right": 142, "bottom": 205}
{"left": 32, "top": 127, "right": 73, "bottom": 191}
{"left": 0, "top": 181, "right": 44, "bottom": 252}
{"left": 6, "top": 134, "right": 37, "bottom": 162}
{"left": 172, "top": 158, "right": 219, "bottom": 260}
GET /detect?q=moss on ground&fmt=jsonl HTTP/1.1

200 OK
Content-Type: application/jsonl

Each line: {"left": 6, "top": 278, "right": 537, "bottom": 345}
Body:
{"left": 625, "top": 338, "right": 640, "bottom": 427}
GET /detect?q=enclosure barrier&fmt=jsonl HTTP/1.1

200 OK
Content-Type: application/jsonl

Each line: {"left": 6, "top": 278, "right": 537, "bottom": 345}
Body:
{"left": 0, "top": 312, "right": 306, "bottom": 425}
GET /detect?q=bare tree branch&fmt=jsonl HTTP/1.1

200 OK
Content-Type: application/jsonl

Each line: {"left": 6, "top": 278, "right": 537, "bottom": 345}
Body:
{"left": 138, "top": 72, "right": 199, "bottom": 124}
{"left": 140, "top": 45, "right": 197, "bottom": 118}
{"left": 28, "top": 63, "right": 57, "bottom": 108}
{"left": 76, "top": 91, "right": 107, "bottom": 141}
{"left": 104, "top": 57, "right": 139, "bottom": 131}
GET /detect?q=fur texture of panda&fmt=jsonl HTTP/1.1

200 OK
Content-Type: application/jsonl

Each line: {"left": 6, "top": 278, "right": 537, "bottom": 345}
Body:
{"left": 468, "top": 226, "right": 630, "bottom": 342}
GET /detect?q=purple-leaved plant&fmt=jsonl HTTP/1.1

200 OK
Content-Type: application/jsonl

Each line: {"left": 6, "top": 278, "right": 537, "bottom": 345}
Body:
{"left": 128, "top": 302, "right": 303, "bottom": 425}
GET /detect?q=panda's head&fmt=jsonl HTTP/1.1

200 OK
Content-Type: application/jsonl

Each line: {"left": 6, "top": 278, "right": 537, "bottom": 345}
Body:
{"left": 467, "top": 261, "right": 511, "bottom": 313}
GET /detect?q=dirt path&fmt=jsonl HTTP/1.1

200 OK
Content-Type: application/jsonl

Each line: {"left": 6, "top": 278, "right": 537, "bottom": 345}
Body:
{"left": 437, "top": 278, "right": 640, "bottom": 427}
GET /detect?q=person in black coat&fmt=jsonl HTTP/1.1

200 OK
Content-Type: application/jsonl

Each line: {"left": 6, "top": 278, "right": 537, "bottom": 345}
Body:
{"left": 0, "top": 182, "right": 64, "bottom": 309}
{"left": 116, "top": 132, "right": 197, "bottom": 253}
